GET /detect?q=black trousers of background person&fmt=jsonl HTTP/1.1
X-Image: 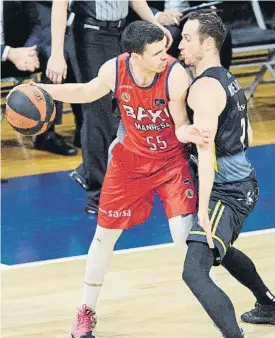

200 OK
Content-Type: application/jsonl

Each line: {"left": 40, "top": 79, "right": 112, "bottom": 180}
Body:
{"left": 39, "top": 26, "right": 82, "bottom": 127}
{"left": 72, "top": 19, "right": 122, "bottom": 210}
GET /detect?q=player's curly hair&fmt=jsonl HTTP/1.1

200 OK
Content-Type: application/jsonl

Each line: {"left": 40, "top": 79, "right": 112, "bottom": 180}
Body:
{"left": 122, "top": 20, "right": 164, "bottom": 54}
{"left": 187, "top": 12, "right": 226, "bottom": 51}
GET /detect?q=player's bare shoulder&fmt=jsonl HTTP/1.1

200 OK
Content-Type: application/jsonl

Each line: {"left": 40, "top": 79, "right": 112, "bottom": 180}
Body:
{"left": 98, "top": 57, "right": 117, "bottom": 92}
{"left": 167, "top": 62, "right": 190, "bottom": 100}
{"left": 188, "top": 77, "right": 226, "bottom": 112}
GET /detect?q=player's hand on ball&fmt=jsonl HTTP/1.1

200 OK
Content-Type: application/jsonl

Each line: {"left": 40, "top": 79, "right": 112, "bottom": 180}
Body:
{"left": 29, "top": 81, "right": 46, "bottom": 91}
{"left": 198, "top": 209, "right": 215, "bottom": 249}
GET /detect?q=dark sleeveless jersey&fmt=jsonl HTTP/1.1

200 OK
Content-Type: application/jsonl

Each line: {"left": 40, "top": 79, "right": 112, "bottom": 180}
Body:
{"left": 187, "top": 67, "right": 249, "bottom": 157}
{"left": 186, "top": 67, "right": 253, "bottom": 182}
{"left": 114, "top": 53, "right": 185, "bottom": 159}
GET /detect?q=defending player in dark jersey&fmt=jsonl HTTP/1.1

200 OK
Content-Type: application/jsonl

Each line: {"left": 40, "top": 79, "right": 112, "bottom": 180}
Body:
{"left": 29, "top": 21, "right": 213, "bottom": 338}
{"left": 178, "top": 12, "right": 275, "bottom": 338}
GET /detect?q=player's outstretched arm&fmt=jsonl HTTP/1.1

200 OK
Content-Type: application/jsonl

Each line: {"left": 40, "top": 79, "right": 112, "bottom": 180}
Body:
{"left": 188, "top": 77, "right": 226, "bottom": 248}
{"left": 32, "top": 58, "right": 116, "bottom": 104}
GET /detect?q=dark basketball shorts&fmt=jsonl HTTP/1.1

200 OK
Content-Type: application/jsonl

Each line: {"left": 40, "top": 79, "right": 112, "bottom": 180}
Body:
{"left": 187, "top": 175, "right": 259, "bottom": 265}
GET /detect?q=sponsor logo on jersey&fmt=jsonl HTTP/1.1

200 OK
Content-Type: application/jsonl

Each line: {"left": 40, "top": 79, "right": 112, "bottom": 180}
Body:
{"left": 120, "top": 84, "right": 133, "bottom": 89}
{"left": 228, "top": 79, "right": 241, "bottom": 97}
{"left": 237, "top": 101, "right": 245, "bottom": 111}
{"left": 226, "top": 72, "right": 232, "bottom": 79}
{"left": 121, "top": 104, "right": 173, "bottom": 131}
{"left": 155, "top": 98, "right": 165, "bottom": 106}
{"left": 122, "top": 104, "right": 169, "bottom": 123}
{"left": 121, "top": 92, "right": 131, "bottom": 102}
{"left": 134, "top": 122, "right": 171, "bottom": 131}
{"left": 183, "top": 179, "right": 191, "bottom": 185}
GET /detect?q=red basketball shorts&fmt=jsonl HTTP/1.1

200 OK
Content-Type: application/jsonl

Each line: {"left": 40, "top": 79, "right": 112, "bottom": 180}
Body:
{"left": 98, "top": 143, "right": 197, "bottom": 229}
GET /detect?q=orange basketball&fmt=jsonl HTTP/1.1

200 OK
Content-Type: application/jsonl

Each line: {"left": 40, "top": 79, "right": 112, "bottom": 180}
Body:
{"left": 5, "top": 84, "right": 56, "bottom": 136}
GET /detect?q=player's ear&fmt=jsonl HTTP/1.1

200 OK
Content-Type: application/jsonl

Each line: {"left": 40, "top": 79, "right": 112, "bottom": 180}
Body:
{"left": 205, "top": 36, "right": 215, "bottom": 51}
{"left": 131, "top": 52, "right": 140, "bottom": 61}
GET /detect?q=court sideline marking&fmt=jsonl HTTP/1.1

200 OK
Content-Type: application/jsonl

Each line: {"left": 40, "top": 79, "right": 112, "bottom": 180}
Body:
{"left": 2, "top": 228, "right": 275, "bottom": 270}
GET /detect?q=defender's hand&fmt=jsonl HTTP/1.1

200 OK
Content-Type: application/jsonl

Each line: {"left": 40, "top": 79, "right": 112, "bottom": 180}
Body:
{"left": 29, "top": 81, "right": 46, "bottom": 90}
{"left": 198, "top": 209, "right": 215, "bottom": 249}
{"left": 186, "top": 125, "right": 213, "bottom": 146}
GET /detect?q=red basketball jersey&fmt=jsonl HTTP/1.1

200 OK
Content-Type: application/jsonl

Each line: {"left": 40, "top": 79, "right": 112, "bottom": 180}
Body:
{"left": 115, "top": 53, "right": 185, "bottom": 159}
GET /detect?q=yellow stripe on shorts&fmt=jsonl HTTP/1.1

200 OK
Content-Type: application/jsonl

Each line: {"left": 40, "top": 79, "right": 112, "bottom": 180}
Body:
{"left": 212, "top": 204, "right": 225, "bottom": 235}
{"left": 210, "top": 200, "right": 222, "bottom": 227}
{"left": 189, "top": 200, "right": 227, "bottom": 253}
{"left": 189, "top": 231, "right": 227, "bottom": 254}
{"left": 213, "top": 144, "right": 218, "bottom": 172}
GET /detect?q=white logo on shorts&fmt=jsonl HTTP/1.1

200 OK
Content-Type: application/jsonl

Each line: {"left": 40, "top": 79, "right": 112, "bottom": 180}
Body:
{"left": 99, "top": 207, "right": 131, "bottom": 218}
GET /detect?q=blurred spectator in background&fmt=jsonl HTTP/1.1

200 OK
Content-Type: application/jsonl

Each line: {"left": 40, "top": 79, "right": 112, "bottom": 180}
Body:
{"left": 147, "top": 0, "right": 233, "bottom": 69}
{"left": 33, "top": 1, "right": 82, "bottom": 156}
{"left": 1, "top": 1, "right": 79, "bottom": 156}
{"left": 148, "top": 0, "right": 188, "bottom": 58}
{"left": 48, "top": 0, "right": 173, "bottom": 214}
{"left": 1, "top": 1, "right": 40, "bottom": 77}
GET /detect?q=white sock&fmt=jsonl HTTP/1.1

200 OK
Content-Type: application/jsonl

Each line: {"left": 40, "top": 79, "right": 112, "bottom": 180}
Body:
{"left": 81, "top": 225, "right": 122, "bottom": 310}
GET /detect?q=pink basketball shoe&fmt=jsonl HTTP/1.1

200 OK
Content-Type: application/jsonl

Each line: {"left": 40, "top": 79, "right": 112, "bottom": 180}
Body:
{"left": 71, "top": 304, "right": 97, "bottom": 338}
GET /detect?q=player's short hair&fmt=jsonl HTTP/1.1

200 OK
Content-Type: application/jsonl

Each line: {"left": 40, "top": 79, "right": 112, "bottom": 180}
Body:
{"left": 187, "top": 12, "right": 226, "bottom": 51}
{"left": 122, "top": 20, "right": 164, "bottom": 54}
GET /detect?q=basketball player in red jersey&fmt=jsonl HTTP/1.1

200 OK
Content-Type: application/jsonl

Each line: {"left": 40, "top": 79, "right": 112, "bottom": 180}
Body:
{"left": 33, "top": 20, "right": 212, "bottom": 338}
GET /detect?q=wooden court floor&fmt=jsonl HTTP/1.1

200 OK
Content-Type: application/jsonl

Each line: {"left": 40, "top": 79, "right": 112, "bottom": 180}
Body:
{"left": 2, "top": 233, "right": 275, "bottom": 338}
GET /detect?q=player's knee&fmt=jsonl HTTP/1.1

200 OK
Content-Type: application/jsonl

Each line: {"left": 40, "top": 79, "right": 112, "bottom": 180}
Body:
{"left": 182, "top": 261, "right": 196, "bottom": 287}
{"left": 182, "top": 243, "right": 200, "bottom": 286}
{"left": 169, "top": 214, "right": 194, "bottom": 248}
{"left": 92, "top": 225, "right": 122, "bottom": 248}
{"left": 182, "top": 242, "right": 213, "bottom": 287}
{"left": 182, "top": 256, "right": 203, "bottom": 290}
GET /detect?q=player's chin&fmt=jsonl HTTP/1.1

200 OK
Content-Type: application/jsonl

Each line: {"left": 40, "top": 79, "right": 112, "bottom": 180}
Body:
{"left": 181, "top": 59, "right": 191, "bottom": 67}
{"left": 180, "top": 55, "right": 192, "bottom": 67}
{"left": 156, "top": 65, "right": 166, "bottom": 73}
